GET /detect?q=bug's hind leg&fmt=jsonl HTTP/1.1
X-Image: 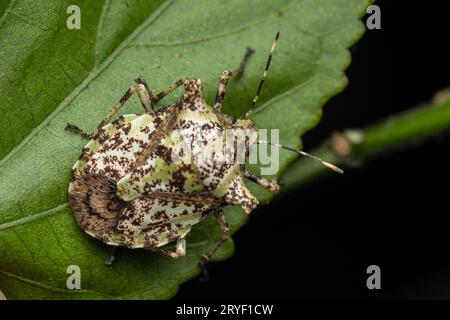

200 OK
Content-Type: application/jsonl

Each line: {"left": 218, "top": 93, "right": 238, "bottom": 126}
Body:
{"left": 198, "top": 209, "right": 230, "bottom": 281}
{"left": 147, "top": 238, "right": 186, "bottom": 259}
{"left": 244, "top": 169, "right": 280, "bottom": 193}
{"left": 200, "top": 210, "right": 230, "bottom": 265}
{"left": 105, "top": 246, "right": 118, "bottom": 266}
{"left": 214, "top": 47, "right": 254, "bottom": 112}
{"left": 65, "top": 82, "right": 152, "bottom": 139}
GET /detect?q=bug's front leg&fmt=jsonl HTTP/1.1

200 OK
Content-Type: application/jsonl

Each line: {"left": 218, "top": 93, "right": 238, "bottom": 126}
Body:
{"left": 244, "top": 169, "right": 280, "bottom": 193}
{"left": 65, "top": 123, "right": 92, "bottom": 139}
{"left": 134, "top": 76, "right": 153, "bottom": 101}
{"left": 214, "top": 47, "right": 254, "bottom": 112}
{"left": 65, "top": 81, "right": 153, "bottom": 139}
{"left": 150, "top": 77, "right": 194, "bottom": 103}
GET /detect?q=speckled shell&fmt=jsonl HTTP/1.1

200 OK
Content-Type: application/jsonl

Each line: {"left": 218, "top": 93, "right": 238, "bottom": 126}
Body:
{"left": 69, "top": 79, "right": 258, "bottom": 249}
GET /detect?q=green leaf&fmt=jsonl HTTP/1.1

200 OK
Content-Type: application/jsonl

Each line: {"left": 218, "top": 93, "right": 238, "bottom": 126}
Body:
{"left": 0, "top": 0, "right": 369, "bottom": 299}
{"left": 0, "top": 0, "right": 165, "bottom": 160}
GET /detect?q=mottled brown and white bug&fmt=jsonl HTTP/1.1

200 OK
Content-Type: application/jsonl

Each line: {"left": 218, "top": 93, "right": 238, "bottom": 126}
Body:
{"left": 66, "top": 32, "right": 342, "bottom": 266}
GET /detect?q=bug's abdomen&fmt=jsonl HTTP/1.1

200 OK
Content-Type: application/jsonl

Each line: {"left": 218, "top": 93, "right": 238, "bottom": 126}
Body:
{"left": 69, "top": 174, "right": 126, "bottom": 239}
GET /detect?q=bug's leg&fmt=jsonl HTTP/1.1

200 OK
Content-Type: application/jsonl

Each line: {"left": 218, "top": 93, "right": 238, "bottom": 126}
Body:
{"left": 134, "top": 76, "right": 153, "bottom": 96}
{"left": 244, "top": 169, "right": 280, "bottom": 193}
{"left": 233, "top": 47, "right": 255, "bottom": 78}
{"left": 151, "top": 77, "right": 193, "bottom": 103}
{"left": 104, "top": 246, "right": 118, "bottom": 267}
{"left": 214, "top": 47, "right": 254, "bottom": 112}
{"left": 198, "top": 210, "right": 230, "bottom": 281}
{"left": 200, "top": 210, "right": 230, "bottom": 265}
{"left": 147, "top": 238, "right": 186, "bottom": 259}
{"left": 66, "top": 83, "right": 152, "bottom": 138}
{"left": 94, "top": 83, "right": 152, "bottom": 130}
{"left": 65, "top": 123, "right": 93, "bottom": 139}
{"left": 134, "top": 76, "right": 154, "bottom": 111}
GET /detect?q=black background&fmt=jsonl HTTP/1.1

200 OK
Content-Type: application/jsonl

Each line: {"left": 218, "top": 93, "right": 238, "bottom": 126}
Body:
{"left": 176, "top": 1, "right": 450, "bottom": 300}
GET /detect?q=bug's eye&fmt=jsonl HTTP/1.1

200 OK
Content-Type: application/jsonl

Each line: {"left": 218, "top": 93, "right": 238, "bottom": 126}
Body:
{"left": 228, "top": 115, "right": 237, "bottom": 124}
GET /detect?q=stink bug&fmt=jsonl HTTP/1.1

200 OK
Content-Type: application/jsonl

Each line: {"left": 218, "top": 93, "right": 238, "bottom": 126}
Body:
{"left": 66, "top": 32, "right": 342, "bottom": 266}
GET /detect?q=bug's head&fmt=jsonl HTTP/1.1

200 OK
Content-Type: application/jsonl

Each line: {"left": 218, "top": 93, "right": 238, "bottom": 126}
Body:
{"left": 229, "top": 115, "right": 258, "bottom": 142}
{"left": 227, "top": 116, "right": 259, "bottom": 157}
{"left": 223, "top": 113, "right": 256, "bottom": 129}
{"left": 233, "top": 116, "right": 255, "bottom": 129}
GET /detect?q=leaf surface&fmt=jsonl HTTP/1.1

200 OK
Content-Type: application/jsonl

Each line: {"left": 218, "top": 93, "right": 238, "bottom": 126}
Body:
{"left": 0, "top": 0, "right": 368, "bottom": 299}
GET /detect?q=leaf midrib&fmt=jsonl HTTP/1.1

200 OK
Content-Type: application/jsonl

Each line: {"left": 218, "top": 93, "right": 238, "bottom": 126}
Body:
{"left": 0, "top": 0, "right": 17, "bottom": 29}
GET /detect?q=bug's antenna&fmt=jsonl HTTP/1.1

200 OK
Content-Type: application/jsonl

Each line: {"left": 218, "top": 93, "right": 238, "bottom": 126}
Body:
{"left": 244, "top": 32, "right": 280, "bottom": 118}
{"left": 257, "top": 140, "right": 344, "bottom": 174}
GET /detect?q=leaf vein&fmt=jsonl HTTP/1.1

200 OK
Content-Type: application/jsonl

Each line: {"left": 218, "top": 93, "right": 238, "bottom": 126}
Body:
{"left": 128, "top": 18, "right": 266, "bottom": 48}
{"left": 0, "top": 203, "right": 69, "bottom": 231}
{"left": 0, "top": 270, "right": 90, "bottom": 294}
{"left": 94, "top": 0, "right": 111, "bottom": 68}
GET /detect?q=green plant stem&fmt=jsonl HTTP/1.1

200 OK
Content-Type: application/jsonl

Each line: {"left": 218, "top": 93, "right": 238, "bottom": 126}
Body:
{"left": 280, "top": 98, "right": 450, "bottom": 193}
